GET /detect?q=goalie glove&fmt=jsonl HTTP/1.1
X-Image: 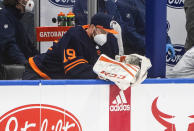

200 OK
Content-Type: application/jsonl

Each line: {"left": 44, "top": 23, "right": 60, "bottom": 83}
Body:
{"left": 115, "top": 54, "right": 152, "bottom": 87}
{"left": 93, "top": 54, "right": 140, "bottom": 90}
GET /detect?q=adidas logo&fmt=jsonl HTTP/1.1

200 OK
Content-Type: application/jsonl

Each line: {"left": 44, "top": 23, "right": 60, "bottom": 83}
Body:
{"left": 110, "top": 91, "right": 130, "bottom": 112}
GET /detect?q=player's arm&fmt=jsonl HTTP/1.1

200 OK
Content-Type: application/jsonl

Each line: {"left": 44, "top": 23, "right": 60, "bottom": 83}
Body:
{"left": 0, "top": 14, "right": 26, "bottom": 64}
{"left": 55, "top": 33, "right": 97, "bottom": 79}
{"left": 62, "top": 48, "right": 97, "bottom": 79}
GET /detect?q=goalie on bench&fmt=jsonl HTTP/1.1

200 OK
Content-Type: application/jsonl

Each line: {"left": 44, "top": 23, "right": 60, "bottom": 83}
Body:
{"left": 22, "top": 13, "right": 119, "bottom": 80}
{"left": 22, "top": 13, "right": 151, "bottom": 90}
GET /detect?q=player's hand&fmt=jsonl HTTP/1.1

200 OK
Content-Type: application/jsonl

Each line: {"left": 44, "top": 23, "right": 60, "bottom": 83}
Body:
{"left": 166, "top": 43, "right": 175, "bottom": 59}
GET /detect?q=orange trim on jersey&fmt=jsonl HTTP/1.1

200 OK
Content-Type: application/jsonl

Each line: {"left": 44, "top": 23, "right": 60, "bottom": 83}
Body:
{"left": 53, "top": 40, "right": 59, "bottom": 44}
{"left": 64, "top": 59, "right": 88, "bottom": 70}
{"left": 99, "top": 56, "right": 135, "bottom": 77}
{"left": 65, "top": 61, "right": 87, "bottom": 74}
{"left": 82, "top": 25, "right": 89, "bottom": 29}
{"left": 29, "top": 57, "right": 51, "bottom": 80}
{"left": 48, "top": 47, "right": 53, "bottom": 50}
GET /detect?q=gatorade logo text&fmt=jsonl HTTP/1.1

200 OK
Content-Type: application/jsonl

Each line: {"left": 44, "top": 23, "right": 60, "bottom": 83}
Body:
{"left": 39, "top": 31, "right": 66, "bottom": 38}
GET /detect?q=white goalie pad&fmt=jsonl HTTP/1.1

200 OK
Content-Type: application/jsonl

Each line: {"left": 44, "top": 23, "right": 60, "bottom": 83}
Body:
{"left": 93, "top": 54, "right": 140, "bottom": 90}
{"left": 115, "top": 54, "right": 152, "bottom": 87}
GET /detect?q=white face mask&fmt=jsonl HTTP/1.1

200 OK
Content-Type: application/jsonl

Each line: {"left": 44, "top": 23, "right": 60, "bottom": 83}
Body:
{"left": 21, "top": 0, "right": 34, "bottom": 13}
{"left": 94, "top": 34, "right": 107, "bottom": 46}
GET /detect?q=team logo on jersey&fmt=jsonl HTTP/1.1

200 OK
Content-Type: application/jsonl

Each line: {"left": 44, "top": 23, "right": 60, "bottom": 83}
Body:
{"left": 152, "top": 97, "right": 194, "bottom": 131}
{"left": 166, "top": 44, "right": 185, "bottom": 66}
{"left": 167, "top": 0, "right": 184, "bottom": 9}
{"left": 48, "top": 0, "right": 75, "bottom": 8}
{"left": 110, "top": 91, "right": 130, "bottom": 112}
{"left": 83, "top": 10, "right": 88, "bottom": 15}
{"left": 126, "top": 13, "right": 131, "bottom": 19}
{"left": 4, "top": 24, "right": 8, "bottom": 29}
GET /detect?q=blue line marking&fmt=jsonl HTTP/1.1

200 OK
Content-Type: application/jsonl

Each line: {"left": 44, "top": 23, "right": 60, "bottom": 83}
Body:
{"left": 0, "top": 79, "right": 194, "bottom": 85}
{"left": 143, "top": 78, "right": 194, "bottom": 84}
{"left": 0, "top": 80, "right": 40, "bottom": 85}
{"left": 41, "top": 79, "right": 113, "bottom": 85}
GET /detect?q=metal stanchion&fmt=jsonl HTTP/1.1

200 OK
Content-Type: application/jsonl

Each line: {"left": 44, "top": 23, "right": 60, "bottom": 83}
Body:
{"left": 87, "top": 0, "right": 97, "bottom": 24}
{"left": 34, "top": 0, "right": 40, "bottom": 52}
